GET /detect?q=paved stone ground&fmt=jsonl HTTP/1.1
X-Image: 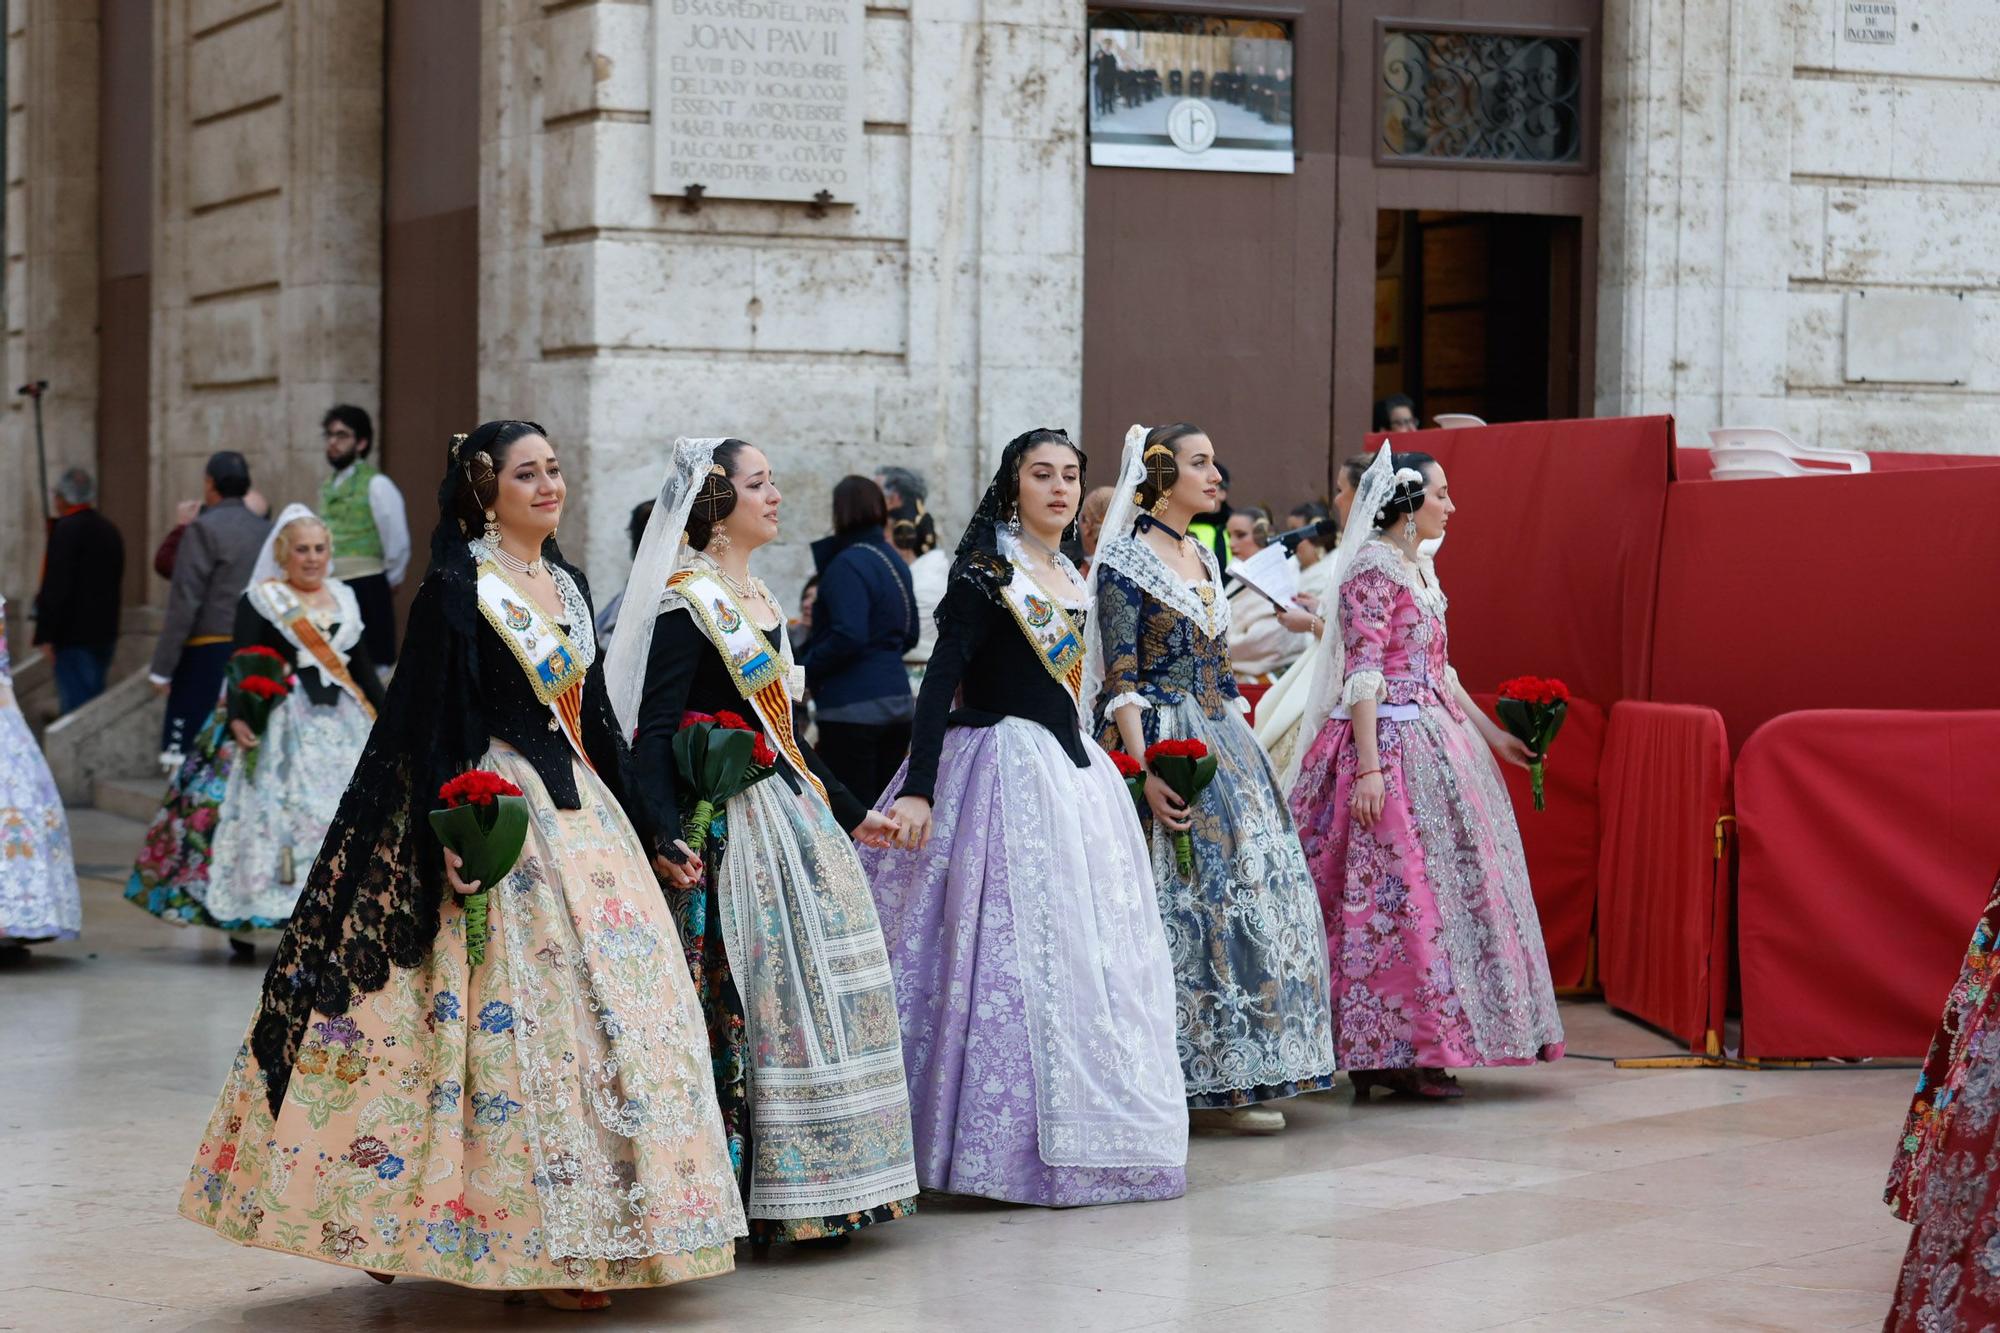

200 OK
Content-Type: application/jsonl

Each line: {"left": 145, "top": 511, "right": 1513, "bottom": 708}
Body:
{"left": 0, "top": 808, "right": 1911, "bottom": 1330}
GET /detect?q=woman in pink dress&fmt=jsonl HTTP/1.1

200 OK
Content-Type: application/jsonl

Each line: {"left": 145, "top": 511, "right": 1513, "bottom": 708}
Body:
{"left": 1288, "top": 446, "right": 1564, "bottom": 1099}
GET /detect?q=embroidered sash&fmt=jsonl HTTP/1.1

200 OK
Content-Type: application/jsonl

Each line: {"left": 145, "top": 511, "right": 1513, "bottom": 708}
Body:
{"left": 248, "top": 580, "right": 377, "bottom": 721}
{"left": 474, "top": 561, "right": 592, "bottom": 764}
{"left": 996, "top": 561, "right": 1087, "bottom": 702}
{"left": 668, "top": 568, "right": 827, "bottom": 804}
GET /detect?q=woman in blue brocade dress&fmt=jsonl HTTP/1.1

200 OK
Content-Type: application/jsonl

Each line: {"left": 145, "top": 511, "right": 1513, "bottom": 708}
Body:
{"left": 1088, "top": 424, "right": 1338, "bottom": 1135}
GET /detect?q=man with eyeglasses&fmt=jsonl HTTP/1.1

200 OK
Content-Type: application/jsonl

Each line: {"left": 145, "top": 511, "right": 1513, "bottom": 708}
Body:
{"left": 319, "top": 405, "right": 410, "bottom": 666}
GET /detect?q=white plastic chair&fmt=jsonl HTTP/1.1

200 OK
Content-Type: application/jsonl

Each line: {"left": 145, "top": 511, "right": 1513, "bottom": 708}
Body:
{"left": 1706, "top": 426, "right": 1870, "bottom": 479}
{"left": 1433, "top": 413, "right": 1486, "bottom": 429}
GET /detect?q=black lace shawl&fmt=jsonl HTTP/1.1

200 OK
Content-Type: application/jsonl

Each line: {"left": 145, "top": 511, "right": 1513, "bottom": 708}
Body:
{"left": 944, "top": 427, "right": 1087, "bottom": 611}
{"left": 247, "top": 467, "right": 594, "bottom": 1116}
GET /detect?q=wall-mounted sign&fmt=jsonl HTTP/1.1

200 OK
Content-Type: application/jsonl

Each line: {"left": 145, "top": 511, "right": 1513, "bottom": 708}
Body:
{"left": 1843, "top": 1, "right": 1898, "bottom": 45}
{"left": 1087, "top": 10, "right": 1294, "bottom": 175}
{"left": 651, "top": 0, "right": 865, "bottom": 204}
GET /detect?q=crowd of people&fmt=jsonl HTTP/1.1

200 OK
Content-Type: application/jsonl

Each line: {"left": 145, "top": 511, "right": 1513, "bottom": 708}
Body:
{"left": 0, "top": 406, "right": 1573, "bottom": 1310}
{"left": 6, "top": 393, "right": 1989, "bottom": 1327}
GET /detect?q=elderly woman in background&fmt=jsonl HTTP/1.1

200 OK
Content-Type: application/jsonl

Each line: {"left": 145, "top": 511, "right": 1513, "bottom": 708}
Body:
{"left": 806, "top": 475, "right": 920, "bottom": 804}
{"left": 1077, "top": 484, "right": 1114, "bottom": 578}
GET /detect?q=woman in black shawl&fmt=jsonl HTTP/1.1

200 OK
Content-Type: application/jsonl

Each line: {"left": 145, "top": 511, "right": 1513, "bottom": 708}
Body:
{"left": 177, "top": 423, "right": 744, "bottom": 1309}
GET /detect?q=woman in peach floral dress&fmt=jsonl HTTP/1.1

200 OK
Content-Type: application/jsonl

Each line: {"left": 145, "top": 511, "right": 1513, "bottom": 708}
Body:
{"left": 179, "top": 422, "right": 744, "bottom": 1310}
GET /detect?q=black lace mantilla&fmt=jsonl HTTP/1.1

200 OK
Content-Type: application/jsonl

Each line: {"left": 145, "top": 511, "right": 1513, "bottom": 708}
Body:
{"left": 247, "top": 455, "right": 609, "bottom": 1116}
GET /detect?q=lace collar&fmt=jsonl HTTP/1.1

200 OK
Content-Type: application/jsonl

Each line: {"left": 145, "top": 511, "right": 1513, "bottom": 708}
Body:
{"left": 1344, "top": 540, "right": 1448, "bottom": 620}
{"left": 1098, "top": 531, "right": 1229, "bottom": 638}
{"left": 1000, "top": 530, "right": 1088, "bottom": 609}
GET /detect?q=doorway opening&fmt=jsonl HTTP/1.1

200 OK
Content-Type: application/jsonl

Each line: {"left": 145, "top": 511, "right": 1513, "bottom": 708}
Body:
{"left": 1372, "top": 210, "right": 1582, "bottom": 429}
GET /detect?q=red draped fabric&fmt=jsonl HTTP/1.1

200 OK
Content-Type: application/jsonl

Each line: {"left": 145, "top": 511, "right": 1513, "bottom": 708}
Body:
{"left": 1371, "top": 417, "right": 1672, "bottom": 708}
{"left": 1736, "top": 710, "right": 2000, "bottom": 1058}
{"left": 1650, "top": 465, "right": 2000, "bottom": 753}
{"left": 1595, "top": 702, "right": 1732, "bottom": 1048}
{"left": 1470, "top": 692, "right": 1604, "bottom": 989}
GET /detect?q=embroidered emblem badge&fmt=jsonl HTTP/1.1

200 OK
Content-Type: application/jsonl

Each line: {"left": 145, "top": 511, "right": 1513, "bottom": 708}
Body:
{"left": 1023, "top": 593, "right": 1055, "bottom": 628}
{"left": 502, "top": 598, "right": 534, "bottom": 632}
{"left": 714, "top": 597, "right": 744, "bottom": 633}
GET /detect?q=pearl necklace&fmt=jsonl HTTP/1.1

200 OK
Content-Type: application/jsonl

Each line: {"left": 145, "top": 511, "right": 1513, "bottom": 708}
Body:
{"left": 489, "top": 541, "right": 546, "bottom": 578}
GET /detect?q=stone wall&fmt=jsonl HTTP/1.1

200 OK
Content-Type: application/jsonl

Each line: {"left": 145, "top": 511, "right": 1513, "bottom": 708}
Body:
{"left": 0, "top": 0, "right": 101, "bottom": 608}
{"left": 1597, "top": 0, "right": 2000, "bottom": 455}
{"left": 483, "top": 0, "right": 1085, "bottom": 608}
{"left": 148, "top": 0, "right": 384, "bottom": 583}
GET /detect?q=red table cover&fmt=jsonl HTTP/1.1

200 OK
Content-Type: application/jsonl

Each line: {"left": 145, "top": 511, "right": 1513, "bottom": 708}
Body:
{"left": 1595, "top": 702, "right": 1732, "bottom": 1048}
{"left": 1650, "top": 464, "right": 2000, "bottom": 753}
{"left": 1737, "top": 710, "right": 2000, "bottom": 1058}
{"left": 1471, "top": 692, "right": 1604, "bottom": 989}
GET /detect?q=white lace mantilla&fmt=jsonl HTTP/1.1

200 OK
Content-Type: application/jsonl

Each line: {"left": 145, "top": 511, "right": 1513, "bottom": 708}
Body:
{"left": 1097, "top": 533, "right": 1230, "bottom": 639}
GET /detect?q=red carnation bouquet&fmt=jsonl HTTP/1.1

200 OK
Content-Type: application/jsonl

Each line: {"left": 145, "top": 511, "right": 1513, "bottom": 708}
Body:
{"left": 1108, "top": 749, "right": 1147, "bottom": 824}
{"left": 226, "top": 645, "right": 294, "bottom": 779}
{"left": 673, "top": 709, "right": 781, "bottom": 851}
{"left": 430, "top": 771, "right": 529, "bottom": 964}
{"left": 1144, "top": 738, "right": 1218, "bottom": 878}
{"left": 1495, "top": 676, "right": 1571, "bottom": 812}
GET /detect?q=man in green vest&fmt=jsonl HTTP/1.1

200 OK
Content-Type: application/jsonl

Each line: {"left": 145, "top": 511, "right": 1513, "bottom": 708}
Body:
{"left": 321, "top": 404, "right": 410, "bottom": 666}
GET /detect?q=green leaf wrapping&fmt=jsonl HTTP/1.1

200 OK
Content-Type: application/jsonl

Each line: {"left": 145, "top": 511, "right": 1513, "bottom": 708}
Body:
{"left": 427, "top": 794, "right": 531, "bottom": 894}
{"left": 1147, "top": 752, "right": 1221, "bottom": 879}
{"left": 1495, "top": 698, "right": 1567, "bottom": 812}
{"left": 672, "top": 721, "right": 777, "bottom": 849}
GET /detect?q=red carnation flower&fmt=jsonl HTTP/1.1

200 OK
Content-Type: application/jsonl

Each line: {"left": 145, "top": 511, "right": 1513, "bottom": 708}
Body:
{"left": 235, "top": 645, "right": 287, "bottom": 662}
{"left": 438, "top": 770, "right": 525, "bottom": 808}
{"left": 1108, "top": 750, "right": 1143, "bottom": 779}
{"left": 752, "top": 736, "right": 778, "bottom": 768}
{"left": 1498, "top": 676, "right": 1571, "bottom": 706}
{"left": 237, "top": 674, "right": 290, "bottom": 700}
{"left": 678, "top": 710, "right": 717, "bottom": 731}
{"left": 715, "top": 710, "right": 752, "bottom": 732}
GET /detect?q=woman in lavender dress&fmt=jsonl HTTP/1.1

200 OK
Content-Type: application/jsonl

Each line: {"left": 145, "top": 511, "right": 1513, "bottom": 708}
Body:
{"left": 861, "top": 429, "right": 1188, "bottom": 1205}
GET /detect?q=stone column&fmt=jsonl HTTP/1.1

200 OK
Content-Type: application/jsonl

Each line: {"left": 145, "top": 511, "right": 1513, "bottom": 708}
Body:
{"left": 150, "top": 0, "right": 381, "bottom": 582}
{"left": 0, "top": 0, "right": 101, "bottom": 603}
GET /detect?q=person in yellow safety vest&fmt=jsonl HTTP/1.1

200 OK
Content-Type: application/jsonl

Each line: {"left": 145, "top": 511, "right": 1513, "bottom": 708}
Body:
{"left": 1185, "top": 461, "right": 1233, "bottom": 571}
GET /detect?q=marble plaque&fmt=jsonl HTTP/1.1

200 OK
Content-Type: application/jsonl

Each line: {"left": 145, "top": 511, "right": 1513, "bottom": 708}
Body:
{"left": 652, "top": 0, "right": 865, "bottom": 204}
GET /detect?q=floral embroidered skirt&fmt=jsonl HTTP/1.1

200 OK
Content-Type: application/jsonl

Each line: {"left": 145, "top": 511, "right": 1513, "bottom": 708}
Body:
{"left": 126, "top": 692, "right": 370, "bottom": 933}
{"left": 861, "top": 719, "right": 1188, "bottom": 1206}
{"left": 1883, "top": 874, "right": 2000, "bottom": 1331}
{"left": 1139, "top": 696, "right": 1339, "bottom": 1108}
{"left": 1291, "top": 704, "right": 1565, "bottom": 1070}
{"left": 0, "top": 691, "right": 80, "bottom": 942}
{"left": 671, "top": 778, "right": 918, "bottom": 1243}
{"left": 178, "top": 745, "right": 746, "bottom": 1290}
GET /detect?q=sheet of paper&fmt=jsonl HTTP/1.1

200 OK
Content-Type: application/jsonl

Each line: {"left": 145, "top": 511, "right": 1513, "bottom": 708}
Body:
{"left": 1230, "top": 542, "right": 1300, "bottom": 608}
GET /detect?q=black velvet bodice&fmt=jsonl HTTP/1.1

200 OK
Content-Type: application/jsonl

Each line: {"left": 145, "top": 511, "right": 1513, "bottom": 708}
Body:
{"left": 631, "top": 607, "right": 868, "bottom": 857}
{"left": 898, "top": 575, "right": 1091, "bottom": 802}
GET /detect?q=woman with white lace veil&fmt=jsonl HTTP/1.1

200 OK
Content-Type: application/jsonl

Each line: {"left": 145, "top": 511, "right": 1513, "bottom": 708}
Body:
{"left": 1086, "top": 424, "right": 1337, "bottom": 1136}
{"left": 606, "top": 437, "right": 918, "bottom": 1246}
{"left": 860, "top": 428, "right": 1187, "bottom": 1205}
{"left": 1289, "top": 446, "right": 1564, "bottom": 1101}
{"left": 126, "top": 504, "right": 384, "bottom": 957}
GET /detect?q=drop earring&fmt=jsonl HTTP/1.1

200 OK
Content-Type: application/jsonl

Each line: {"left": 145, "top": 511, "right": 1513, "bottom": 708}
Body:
{"left": 1006, "top": 504, "right": 1022, "bottom": 536}
{"left": 483, "top": 509, "right": 500, "bottom": 546}
{"left": 1402, "top": 515, "right": 1418, "bottom": 542}
{"left": 710, "top": 526, "right": 732, "bottom": 554}
{"left": 1149, "top": 493, "right": 1171, "bottom": 519}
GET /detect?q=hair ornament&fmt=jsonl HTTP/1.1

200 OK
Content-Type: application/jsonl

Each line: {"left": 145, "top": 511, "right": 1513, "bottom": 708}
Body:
{"left": 1393, "top": 466, "right": 1426, "bottom": 487}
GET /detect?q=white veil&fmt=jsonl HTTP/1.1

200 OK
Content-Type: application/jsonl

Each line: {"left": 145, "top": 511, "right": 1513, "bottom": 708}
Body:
{"left": 1078, "top": 423, "right": 1150, "bottom": 727}
{"left": 248, "top": 503, "right": 325, "bottom": 589}
{"left": 1280, "top": 442, "right": 1400, "bottom": 791}
{"left": 604, "top": 437, "right": 730, "bottom": 735}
